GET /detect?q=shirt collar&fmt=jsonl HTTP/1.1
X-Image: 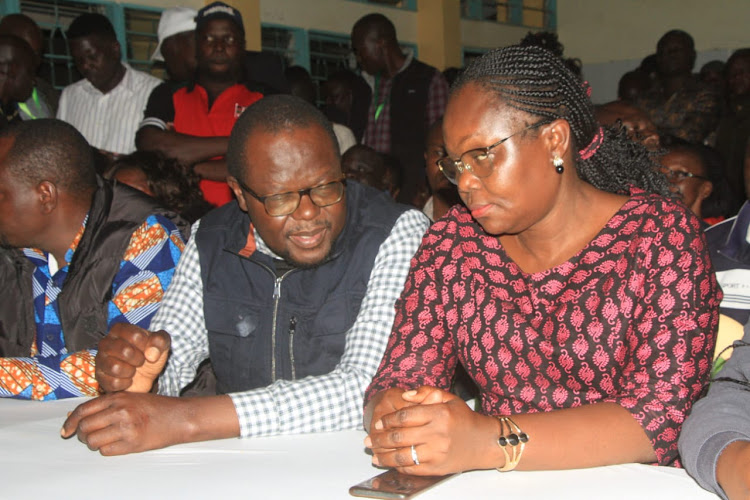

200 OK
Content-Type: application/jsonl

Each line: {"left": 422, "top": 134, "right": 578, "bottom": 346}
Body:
{"left": 81, "top": 63, "right": 132, "bottom": 96}
{"left": 23, "top": 213, "right": 89, "bottom": 271}
{"left": 717, "top": 201, "right": 750, "bottom": 262}
{"left": 361, "top": 49, "right": 414, "bottom": 88}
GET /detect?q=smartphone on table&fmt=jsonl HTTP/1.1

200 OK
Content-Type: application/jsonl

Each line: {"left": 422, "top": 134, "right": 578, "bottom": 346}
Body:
{"left": 349, "top": 469, "right": 455, "bottom": 499}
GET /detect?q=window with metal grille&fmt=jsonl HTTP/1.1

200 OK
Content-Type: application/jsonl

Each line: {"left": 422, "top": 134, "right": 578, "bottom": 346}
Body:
{"left": 346, "top": 0, "right": 417, "bottom": 10}
{"left": 309, "top": 31, "right": 353, "bottom": 104}
{"left": 12, "top": 0, "right": 162, "bottom": 89}
{"left": 461, "top": 0, "right": 556, "bottom": 30}
{"left": 123, "top": 7, "right": 161, "bottom": 76}
{"left": 261, "top": 24, "right": 307, "bottom": 71}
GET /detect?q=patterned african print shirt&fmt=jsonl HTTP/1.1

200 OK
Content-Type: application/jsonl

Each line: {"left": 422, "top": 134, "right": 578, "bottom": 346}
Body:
{"left": 0, "top": 214, "right": 185, "bottom": 400}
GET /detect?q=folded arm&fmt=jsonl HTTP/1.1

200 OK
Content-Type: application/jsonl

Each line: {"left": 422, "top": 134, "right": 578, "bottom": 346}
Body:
{"left": 136, "top": 126, "right": 228, "bottom": 167}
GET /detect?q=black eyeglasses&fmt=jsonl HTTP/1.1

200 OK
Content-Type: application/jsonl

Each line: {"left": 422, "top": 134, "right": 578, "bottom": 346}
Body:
{"left": 437, "top": 120, "right": 551, "bottom": 184}
{"left": 663, "top": 169, "right": 710, "bottom": 182}
{"left": 236, "top": 178, "right": 346, "bottom": 217}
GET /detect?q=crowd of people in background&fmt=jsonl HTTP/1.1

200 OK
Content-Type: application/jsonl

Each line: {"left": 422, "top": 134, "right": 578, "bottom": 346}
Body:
{"left": 2, "top": 3, "right": 750, "bottom": 499}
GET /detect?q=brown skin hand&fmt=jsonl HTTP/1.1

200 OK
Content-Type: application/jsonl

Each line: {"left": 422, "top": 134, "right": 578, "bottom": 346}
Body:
{"left": 364, "top": 387, "right": 656, "bottom": 476}
{"left": 717, "top": 440, "right": 750, "bottom": 500}
{"left": 61, "top": 392, "right": 239, "bottom": 456}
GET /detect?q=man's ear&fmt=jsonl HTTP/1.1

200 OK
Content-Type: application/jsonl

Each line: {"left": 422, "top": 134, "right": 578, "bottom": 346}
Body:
{"left": 112, "top": 40, "right": 122, "bottom": 61}
{"left": 36, "top": 180, "right": 57, "bottom": 215}
{"left": 227, "top": 176, "right": 249, "bottom": 212}
{"left": 698, "top": 179, "right": 713, "bottom": 203}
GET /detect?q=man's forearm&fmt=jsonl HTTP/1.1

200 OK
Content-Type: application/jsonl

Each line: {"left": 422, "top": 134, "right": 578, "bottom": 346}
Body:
{"left": 136, "top": 127, "right": 229, "bottom": 165}
{"left": 193, "top": 159, "right": 229, "bottom": 182}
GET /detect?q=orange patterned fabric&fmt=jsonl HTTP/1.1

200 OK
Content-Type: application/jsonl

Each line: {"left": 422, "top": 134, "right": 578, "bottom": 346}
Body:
{"left": 1, "top": 214, "right": 185, "bottom": 400}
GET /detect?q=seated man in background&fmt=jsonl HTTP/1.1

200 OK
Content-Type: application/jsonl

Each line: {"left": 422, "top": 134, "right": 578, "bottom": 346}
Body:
{"left": 0, "top": 119, "right": 187, "bottom": 400}
{"left": 0, "top": 13, "right": 58, "bottom": 118}
{"left": 62, "top": 95, "right": 429, "bottom": 454}
{"left": 636, "top": 30, "right": 720, "bottom": 144}
{"left": 107, "top": 150, "right": 213, "bottom": 224}
{"left": 595, "top": 100, "right": 660, "bottom": 150}
{"left": 715, "top": 48, "right": 750, "bottom": 211}
{"left": 137, "top": 2, "right": 262, "bottom": 207}
{"left": 286, "top": 65, "right": 356, "bottom": 154}
{"left": 0, "top": 35, "right": 38, "bottom": 129}
{"left": 57, "top": 13, "right": 160, "bottom": 156}
{"left": 341, "top": 144, "right": 390, "bottom": 193}
{"left": 660, "top": 139, "right": 737, "bottom": 225}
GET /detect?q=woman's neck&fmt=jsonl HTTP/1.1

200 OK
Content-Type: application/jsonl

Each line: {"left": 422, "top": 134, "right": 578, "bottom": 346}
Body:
{"left": 501, "top": 182, "right": 628, "bottom": 274}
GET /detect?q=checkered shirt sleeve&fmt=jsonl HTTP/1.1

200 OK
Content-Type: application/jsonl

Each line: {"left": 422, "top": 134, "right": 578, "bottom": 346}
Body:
{"left": 154, "top": 210, "right": 430, "bottom": 437}
{"left": 426, "top": 70, "right": 449, "bottom": 127}
{"left": 151, "top": 223, "right": 210, "bottom": 396}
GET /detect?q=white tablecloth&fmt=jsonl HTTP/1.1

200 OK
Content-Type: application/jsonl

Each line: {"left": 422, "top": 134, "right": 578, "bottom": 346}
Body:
{"left": 0, "top": 398, "right": 717, "bottom": 499}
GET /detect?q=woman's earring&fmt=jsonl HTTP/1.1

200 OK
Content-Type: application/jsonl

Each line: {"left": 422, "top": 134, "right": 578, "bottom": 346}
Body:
{"left": 553, "top": 156, "right": 564, "bottom": 174}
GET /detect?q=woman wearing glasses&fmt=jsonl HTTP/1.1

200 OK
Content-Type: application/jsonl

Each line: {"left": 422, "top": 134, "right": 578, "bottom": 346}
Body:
{"left": 363, "top": 46, "right": 721, "bottom": 474}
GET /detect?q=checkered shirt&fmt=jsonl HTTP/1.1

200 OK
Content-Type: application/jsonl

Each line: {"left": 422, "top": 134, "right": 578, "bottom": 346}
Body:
{"left": 362, "top": 58, "right": 448, "bottom": 154}
{"left": 153, "top": 209, "right": 429, "bottom": 437}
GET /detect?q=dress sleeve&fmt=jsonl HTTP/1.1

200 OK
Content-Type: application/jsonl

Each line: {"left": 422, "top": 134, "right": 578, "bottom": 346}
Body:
{"left": 364, "top": 213, "right": 461, "bottom": 406}
{"left": 604, "top": 202, "right": 721, "bottom": 465}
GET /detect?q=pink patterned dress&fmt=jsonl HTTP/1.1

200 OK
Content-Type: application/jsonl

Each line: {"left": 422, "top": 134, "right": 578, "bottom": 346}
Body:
{"left": 365, "top": 190, "right": 720, "bottom": 465}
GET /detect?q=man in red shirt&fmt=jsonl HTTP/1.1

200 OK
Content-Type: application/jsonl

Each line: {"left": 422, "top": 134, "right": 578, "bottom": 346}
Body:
{"left": 136, "top": 2, "right": 262, "bottom": 207}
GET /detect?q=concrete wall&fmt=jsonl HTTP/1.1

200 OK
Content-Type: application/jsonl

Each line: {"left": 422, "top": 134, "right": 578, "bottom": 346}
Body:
{"left": 259, "top": 0, "right": 418, "bottom": 45}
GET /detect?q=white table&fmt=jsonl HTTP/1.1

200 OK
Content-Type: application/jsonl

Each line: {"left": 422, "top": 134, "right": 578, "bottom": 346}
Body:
{"left": 0, "top": 398, "right": 717, "bottom": 499}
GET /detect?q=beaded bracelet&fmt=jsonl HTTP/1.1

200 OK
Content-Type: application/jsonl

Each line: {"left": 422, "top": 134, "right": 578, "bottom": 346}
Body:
{"left": 496, "top": 416, "right": 529, "bottom": 472}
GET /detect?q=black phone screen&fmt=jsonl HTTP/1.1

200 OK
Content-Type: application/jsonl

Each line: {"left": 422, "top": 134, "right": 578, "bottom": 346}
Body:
{"left": 349, "top": 469, "right": 455, "bottom": 499}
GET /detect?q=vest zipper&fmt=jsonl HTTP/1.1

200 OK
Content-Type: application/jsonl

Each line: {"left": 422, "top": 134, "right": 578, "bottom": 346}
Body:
{"left": 288, "top": 316, "right": 297, "bottom": 380}
{"left": 269, "top": 269, "right": 296, "bottom": 383}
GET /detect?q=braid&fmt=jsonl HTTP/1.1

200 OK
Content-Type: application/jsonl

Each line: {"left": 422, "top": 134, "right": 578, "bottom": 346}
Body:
{"left": 454, "top": 45, "right": 671, "bottom": 197}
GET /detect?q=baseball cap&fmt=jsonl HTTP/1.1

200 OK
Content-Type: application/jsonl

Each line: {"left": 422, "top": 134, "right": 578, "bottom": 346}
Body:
{"left": 151, "top": 7, "right": 197, "bottom": 61}
{"left": 195, "top": 2, "right": 244, "bottom": 35}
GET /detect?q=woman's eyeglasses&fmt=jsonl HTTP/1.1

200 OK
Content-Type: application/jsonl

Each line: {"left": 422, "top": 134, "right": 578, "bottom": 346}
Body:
{"left": 436, "top": 120, "right": 551, "bottom": 184}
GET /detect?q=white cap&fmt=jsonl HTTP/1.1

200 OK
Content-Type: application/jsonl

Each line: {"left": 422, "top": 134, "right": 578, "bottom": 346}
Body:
{"left": 151, "top": 7, "right": 197, "bottom": 61}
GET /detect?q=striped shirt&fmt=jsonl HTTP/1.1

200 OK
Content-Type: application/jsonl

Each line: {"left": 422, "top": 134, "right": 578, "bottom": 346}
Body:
{"left": 57, "top": 64, "right": 161, "bottom": 155}
{"left": 154, "top": 209, "right": 430, "bottom": 437}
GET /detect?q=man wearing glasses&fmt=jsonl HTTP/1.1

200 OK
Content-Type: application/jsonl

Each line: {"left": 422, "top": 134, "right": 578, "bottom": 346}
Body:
{"left": 62, "top": 95, "right": 430, "bottom": 455}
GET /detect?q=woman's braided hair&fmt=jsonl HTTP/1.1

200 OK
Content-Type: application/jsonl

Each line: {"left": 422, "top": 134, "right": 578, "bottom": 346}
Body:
{"left": 453, "top": 45, "right": 671, "bottom": 197}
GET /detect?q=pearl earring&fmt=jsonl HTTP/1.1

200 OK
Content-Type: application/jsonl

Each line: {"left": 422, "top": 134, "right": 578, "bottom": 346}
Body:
{"left": 553, "top": 156, "right": 564, "bottom": 174}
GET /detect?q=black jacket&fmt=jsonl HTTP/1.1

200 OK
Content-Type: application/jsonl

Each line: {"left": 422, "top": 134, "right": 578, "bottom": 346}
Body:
{"left": 0, "top": 179, "right": 188, "bottom": 357}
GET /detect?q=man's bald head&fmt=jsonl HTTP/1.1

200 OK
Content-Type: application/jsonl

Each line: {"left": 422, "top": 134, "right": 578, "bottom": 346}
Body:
{"left": 0, "top": 14, "right": 42, "bottom": 64}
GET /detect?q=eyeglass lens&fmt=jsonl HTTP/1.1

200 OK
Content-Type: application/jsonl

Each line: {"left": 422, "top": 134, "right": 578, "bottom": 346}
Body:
{"left": 264, "top": 181, "right": 345, "bottom": 216}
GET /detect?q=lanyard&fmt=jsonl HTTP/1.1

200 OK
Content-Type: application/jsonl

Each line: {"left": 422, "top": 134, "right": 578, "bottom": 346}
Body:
{"left": 373, "top": 73, "right": 388, "bottom": 121}
{"left": 18, "top": 88, "right": 40, "bottom": 119}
